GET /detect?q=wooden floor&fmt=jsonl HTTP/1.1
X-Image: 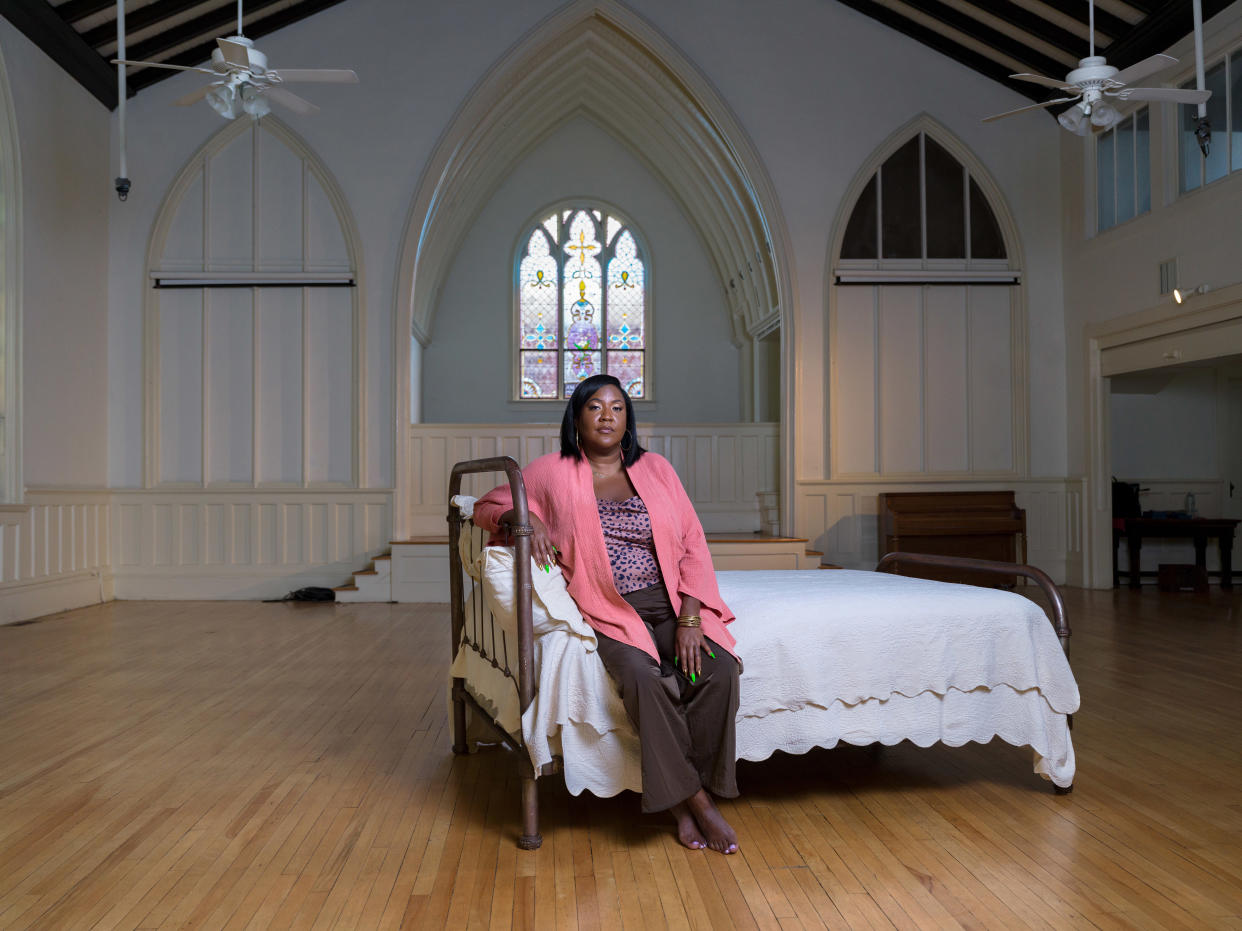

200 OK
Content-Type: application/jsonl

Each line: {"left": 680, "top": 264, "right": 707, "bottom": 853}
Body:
{"left": 1, "top": 588, "right": 1240, "bottom": 930}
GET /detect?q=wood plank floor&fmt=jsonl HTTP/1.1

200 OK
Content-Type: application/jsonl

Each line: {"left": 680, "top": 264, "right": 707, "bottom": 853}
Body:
{"left": 0, "top": 587, "right": 1239, "bottom": 929}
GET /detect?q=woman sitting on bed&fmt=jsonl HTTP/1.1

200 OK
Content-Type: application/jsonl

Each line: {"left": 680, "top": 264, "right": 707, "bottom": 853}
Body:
{"left": 473, "top": 374, "right": 742, "bottom": 854}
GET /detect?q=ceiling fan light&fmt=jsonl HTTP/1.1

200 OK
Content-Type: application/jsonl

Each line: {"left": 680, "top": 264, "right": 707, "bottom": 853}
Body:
{"left": 1057, "top": 104, "right": 1089, "bottom": 135}
{"left": 239, "top": 82, "right": 270, "bottom": 120}
{"left": 1091, "top": 101, "right": 1121, "bottom": 128}
{"left": 206, "top": 83, "right": 240, "bottom": 119}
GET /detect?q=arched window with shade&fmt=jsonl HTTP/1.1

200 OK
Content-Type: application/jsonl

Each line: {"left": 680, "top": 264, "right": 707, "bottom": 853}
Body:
{"left": 839, "top": 133, "right": 1008, "bottom": 267}
{"left": 516, "top": 204, "right": 650, "bottom": 400}
{"left": 831, "top": 122, "right": 1026, "bottom": 480}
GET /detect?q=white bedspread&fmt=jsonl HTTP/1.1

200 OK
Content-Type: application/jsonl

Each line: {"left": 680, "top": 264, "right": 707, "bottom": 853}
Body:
{"left": 725, "top": 570, "right": 1078, "bottom": 717}
{"left": 454, "top": 566, "right": 1080, "bottom": 793}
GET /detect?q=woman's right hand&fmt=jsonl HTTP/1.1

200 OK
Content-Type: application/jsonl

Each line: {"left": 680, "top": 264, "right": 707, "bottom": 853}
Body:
{"left": 500, "top": 510, "right": 558, "bottom": 570}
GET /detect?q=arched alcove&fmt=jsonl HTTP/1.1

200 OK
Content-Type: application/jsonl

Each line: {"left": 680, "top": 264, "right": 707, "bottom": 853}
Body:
{"left": 394, "top": 0, "right": 795, "bottom": 535}
{"left": 826, "top": 114, "right": 1029, "bottom": 480}
{"left": 0, "top": 44, "right": 20, "bottom": 502}
{"left": 144, "top": 117, "right": 365, "bottom": 489}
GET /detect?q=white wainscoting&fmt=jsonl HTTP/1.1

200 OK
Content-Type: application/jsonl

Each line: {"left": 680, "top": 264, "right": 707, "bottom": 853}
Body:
{"left": 0, "top": 491, "right": 112, "bottom": 625}
{"left": 407, "top": 423, "right": 779, "bottom": 536}
{"left": 794, "top": 478, "right": 1085, "bottom": 585}
{"left": 1114, "top": 478, "right": 1230, "bottom": 575}
{"left": 111, "top": 489, "right": 392, "bottom": 599}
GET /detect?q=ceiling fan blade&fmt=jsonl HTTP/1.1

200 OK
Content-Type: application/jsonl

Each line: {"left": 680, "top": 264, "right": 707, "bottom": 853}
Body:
{"left": 264, "top": 86, "right": 320, "bottom": 115}
{"left": 982, "top": 96, "right": 1080, "bottom": 123}
{"left": 216, "top": 37, "right": 252, "bottom": 67}
{"left": 270, "top": 69, "right": 359, "bottom": 84}
{"left": 1009, "top": 72, "right": 1074, "bottom": 90}
{"left": 172, "top": 84, "right": 214, "bottom": 106}
{"left": 1111, "top": 53, "right": 1178, "bottom": 87}
{"left": 111, "top": 59, "right": 216, "bottom": 74}
{"left": 1111, "top": 87, "right": 1211, "bottom": 104}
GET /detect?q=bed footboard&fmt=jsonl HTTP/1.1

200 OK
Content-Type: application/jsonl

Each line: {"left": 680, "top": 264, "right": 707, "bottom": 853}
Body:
{"left": 448, "top": 455, "right": 542, "bottom": 849}
{"left": 875, "top": 550, "right": 1074, "bottom": 792}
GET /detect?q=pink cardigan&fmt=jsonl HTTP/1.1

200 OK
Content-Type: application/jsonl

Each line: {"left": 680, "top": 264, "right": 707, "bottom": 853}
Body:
{"left": 473, "top": 451, "right": 737, "bottom": 662}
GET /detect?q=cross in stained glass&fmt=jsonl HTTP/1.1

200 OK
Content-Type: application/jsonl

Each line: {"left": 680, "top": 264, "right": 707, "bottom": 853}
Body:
{"left": 566, "top": 227, "right": 600, "bottom": 274}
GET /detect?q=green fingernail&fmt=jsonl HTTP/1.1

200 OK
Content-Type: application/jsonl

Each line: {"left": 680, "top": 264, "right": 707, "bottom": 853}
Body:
{"left": 690, "top": 672, "right": 697, "bottom": 684}
{"left": 709, "top": 650, "right": 716, "bottom": 659}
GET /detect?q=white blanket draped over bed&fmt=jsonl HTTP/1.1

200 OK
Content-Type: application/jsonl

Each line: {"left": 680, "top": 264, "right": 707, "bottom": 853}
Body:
{"left": 451, "top": 557, "right": 1079, "bottom": 795}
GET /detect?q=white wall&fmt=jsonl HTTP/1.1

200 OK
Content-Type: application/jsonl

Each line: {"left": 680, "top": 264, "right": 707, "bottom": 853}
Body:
{"left": 1063, "top": 3, "right": 1242, "bottom": 479}
{"left": 0, "top": 23, "right": 114, "bottom": 622}
{"left": 108, "top": 0, "right": 1066, "bottom": 484}
{"left": 107, "top": 0, "right": 570, "bottom": 490}
{"left": 423, "top": 116, "right": 739, "bottom": 423}
{"left": 0, "top": 19, "right": 111, "bottom": 490}
{"left": 625, "top": 0, "right": 1067, "bottom": 483}
{"left": 72, "top": 0, "right": 1085, "bottom": 595}
{"left": 1110, "top": 368, "right": 1223, "bottom": 480}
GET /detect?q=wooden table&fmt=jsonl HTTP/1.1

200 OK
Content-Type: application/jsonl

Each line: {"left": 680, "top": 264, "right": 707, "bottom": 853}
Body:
{"left": 1113, "top": 517, "right": 1238, "bottom": 590}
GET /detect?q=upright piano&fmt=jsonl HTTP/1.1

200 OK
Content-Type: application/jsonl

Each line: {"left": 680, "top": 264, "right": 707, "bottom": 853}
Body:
{"left": 877, "top": 491, "right": 1026, "bottom": 586}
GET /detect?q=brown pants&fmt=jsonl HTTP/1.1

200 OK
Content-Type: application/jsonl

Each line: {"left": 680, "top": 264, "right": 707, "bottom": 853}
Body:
{"left": 595, "top": 583, "right": 740, "bottom": 813}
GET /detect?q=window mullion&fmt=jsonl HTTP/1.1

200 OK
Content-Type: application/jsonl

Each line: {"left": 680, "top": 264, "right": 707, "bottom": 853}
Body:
{"left": 919, "top": 133, "right": 927, "bottom": 262}
{"left": 963, "top": 166, "right": 971, "bottom": 260}
{"left": 557, "top": 228, "right": 565, "bottom": 400}
{"left": 1117, "top": 124, "right": 1122, "bottom": 219}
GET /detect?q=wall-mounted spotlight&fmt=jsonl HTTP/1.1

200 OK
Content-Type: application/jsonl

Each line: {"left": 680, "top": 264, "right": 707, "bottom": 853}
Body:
{"left": 1173, "top": 284, "right": 1210, "bottom": 304}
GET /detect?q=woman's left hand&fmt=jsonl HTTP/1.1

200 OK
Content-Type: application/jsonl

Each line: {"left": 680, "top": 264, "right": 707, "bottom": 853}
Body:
{"left": 675, "top": 626, "right": 710, "bottom": 680}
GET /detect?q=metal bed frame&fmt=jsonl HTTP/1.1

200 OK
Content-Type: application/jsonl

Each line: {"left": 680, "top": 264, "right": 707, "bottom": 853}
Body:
{"left": 448, "top": 456, "right": 1073, "bottom": 851}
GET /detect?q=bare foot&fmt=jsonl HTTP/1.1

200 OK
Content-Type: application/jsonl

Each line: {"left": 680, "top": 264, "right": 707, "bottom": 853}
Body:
{"left": 685, "top": 789, "right": 739, "bottom": 854}
{"left": 670, "top": 802, "right": 706, "bottom": 850}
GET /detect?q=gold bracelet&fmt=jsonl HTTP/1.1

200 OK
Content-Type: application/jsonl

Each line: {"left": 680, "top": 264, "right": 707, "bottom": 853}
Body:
{"left": 676, "top": 615, "right": 702, "bottom": 628}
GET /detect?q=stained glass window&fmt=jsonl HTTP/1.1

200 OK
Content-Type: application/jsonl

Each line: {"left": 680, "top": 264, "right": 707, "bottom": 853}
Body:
{"left": 516, "top": 205, "right": 649, "bottom": 399}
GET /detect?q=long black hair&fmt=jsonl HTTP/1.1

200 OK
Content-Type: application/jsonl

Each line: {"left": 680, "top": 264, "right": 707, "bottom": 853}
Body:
{"left": 559, "top": 374, "right": 645, "bottom": 466}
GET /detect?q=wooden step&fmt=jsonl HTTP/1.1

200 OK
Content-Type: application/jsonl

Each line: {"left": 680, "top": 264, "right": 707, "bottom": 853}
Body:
{"left": 390, "top": 536, "right": 449, "bottom": 545}
{"left": 333, "top": 585, "right": 358, "bottom": 592}
{"left": 704, "top": 533, "right": 810, "bottom": 544}
{"left": 353, "top": 570, "right": 378, "bottom": 577}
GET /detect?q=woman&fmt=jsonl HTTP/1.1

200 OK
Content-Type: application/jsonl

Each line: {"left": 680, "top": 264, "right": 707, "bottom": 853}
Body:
{"left": 473, "top": 374, "right": 741, "bottom": 854}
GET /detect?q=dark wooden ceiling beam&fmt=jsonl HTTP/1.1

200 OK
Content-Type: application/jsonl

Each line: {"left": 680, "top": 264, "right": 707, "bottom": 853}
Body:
{"left": 81, "top": 0, "right": 219, "bottom": 50}
{"left": 1100, "top": 0, "right": 1235, "bottom": 68}
{"left": 128, "top": 0, "right": 351, "bottom": 92}
{"left": 123, "top": 0, "right": 288, "bottom": 63}
{"left": 54, "top": 0, "right": 116, "bottom": 25}
{"left": 1115, "top": 0, "right": 1157, "bottom": 14}
{"left": 0, "top": 0, "right": 116, "bottom": 107}
{"left": 963, "top": 0, "right": 1094, "bottom": 62}
{"left": 834, "top": 0, "right": 1049, "bottom": 102}
{"left": 888, "top": 0, "right": 1072, "bottom": 79}
{"left": 1025, "top": 0, "right": 1132, "bottom": 39}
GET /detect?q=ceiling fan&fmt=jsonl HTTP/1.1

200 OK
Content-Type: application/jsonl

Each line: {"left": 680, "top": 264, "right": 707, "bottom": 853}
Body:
{"left": 983, "top": 0, "right": 1210, "bottom": 134}
{"left": 111, "top": 0, "right": 358, "bottom": 120}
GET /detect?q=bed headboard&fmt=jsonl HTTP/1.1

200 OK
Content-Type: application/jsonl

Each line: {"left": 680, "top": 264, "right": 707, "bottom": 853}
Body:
{"left": 447, "top": 457, "right": 536, "bottom": 749}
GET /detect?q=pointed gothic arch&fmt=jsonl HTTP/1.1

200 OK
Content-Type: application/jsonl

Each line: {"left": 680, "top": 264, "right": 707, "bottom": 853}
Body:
{"left": 828, "top": 115, "right": 1024, "bottom": 276}
{"left": 393, "top": 0, "right": 796, "bottom": 536}
{"left": 826, "top": 114, "right": 1029, "bottom": 479}
{"left": 143, "top": 117, "right": 365, "bottom": 489}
